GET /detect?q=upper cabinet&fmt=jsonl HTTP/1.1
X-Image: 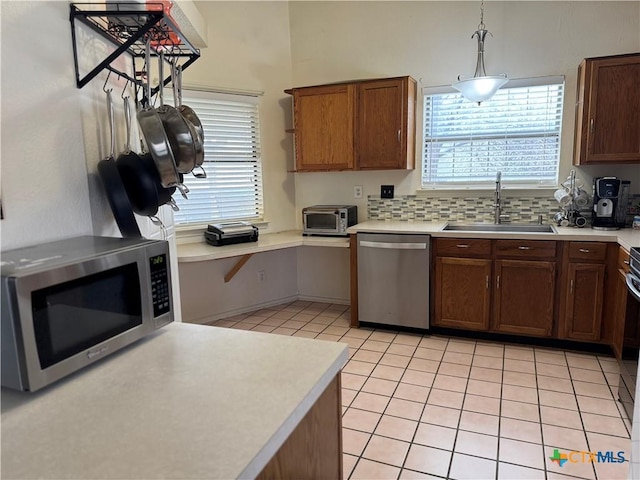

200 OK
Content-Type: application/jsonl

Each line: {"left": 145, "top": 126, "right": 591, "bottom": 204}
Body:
{"left": 573, "top": 53, "right": 640, "bottom": 165}
{"left": 286, "top": 76, "right": 416, "bottom": 172}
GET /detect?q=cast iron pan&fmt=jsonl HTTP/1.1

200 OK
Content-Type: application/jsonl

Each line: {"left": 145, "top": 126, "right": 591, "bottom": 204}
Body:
{"left": 97, "top": 89, "right": 141, "bottom": 238}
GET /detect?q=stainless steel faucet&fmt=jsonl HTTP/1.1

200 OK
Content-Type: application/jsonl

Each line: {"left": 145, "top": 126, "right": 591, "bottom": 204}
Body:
{"left": 494, "top": 171, "right": 507, "bottom": 224}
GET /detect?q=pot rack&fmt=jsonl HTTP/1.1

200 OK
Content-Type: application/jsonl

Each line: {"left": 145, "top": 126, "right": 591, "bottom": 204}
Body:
{"left": 70, "top": 2, "right": 200, "bottom": 101}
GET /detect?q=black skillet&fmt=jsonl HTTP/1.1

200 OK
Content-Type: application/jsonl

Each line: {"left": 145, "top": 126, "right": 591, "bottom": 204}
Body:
{"left": 97, "top": 89, "right": 141, "bottom": 238}
{"left": 117, "top": 96, "right": 161, "bottom": 217}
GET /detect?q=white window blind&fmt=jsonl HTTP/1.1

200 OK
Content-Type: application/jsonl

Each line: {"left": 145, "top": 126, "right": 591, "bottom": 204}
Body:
{"left": 422, "top": 77, "right": 565, "bottom": 189}
{"left": 169, "top": 90, "right": 263, "bottom": 225}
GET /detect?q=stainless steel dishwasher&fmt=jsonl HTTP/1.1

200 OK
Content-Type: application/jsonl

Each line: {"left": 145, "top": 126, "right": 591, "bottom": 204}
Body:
{"left": 357, "top": 233, "right": 430, "bottom": 329}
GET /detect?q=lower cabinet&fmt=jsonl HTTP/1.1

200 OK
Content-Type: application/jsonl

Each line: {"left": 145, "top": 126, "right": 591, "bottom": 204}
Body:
{"left": 434, "top": 256, "right": 491, "bottom": 330}
{"left": 430, "top": 238, "right": 621, "bottom": 348}
{"left": 433, "top": 239, "right": 557, "bottom": 338}
{"left": 493, "top": 259, "right": 556, "bottom": 337}
{"left": 559, "top": 242, "right": 608, "bottom": 342}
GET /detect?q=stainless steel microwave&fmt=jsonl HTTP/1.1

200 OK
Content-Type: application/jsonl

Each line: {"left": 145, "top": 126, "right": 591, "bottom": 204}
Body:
{"left": 302, "top": 205, "right": 357, "bottom": 236}
{"left": 1, "top": 236, "right": 173, "bottom": 392}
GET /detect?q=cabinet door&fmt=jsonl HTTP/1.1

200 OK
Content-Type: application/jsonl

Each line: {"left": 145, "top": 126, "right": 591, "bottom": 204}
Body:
{"left": 494, "top": 260, "right": 555, "bottom": 337}
{"left": 564, "top": 263, "right": 605, "bottom": 341}
{"left": 433, "top": 257, "right": 491, "bottom": 330}
{"left": 575, "top": 54, "right": 640, "bottom": 164}
{"left": 356, "top": 77, "right": 415, "bottom": 170}
{"left": 293, "top": 84, "right": 355, "bottom": 171}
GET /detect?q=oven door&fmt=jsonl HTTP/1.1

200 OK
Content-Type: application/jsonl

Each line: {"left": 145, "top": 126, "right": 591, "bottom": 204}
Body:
{"left": 303, "top": 211, "right": 340, "bottom": 235}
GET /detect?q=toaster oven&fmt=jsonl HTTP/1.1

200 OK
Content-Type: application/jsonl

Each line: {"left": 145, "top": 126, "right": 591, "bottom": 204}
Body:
{"left": 302, "top": 205, "right": 357, "bottom": 236}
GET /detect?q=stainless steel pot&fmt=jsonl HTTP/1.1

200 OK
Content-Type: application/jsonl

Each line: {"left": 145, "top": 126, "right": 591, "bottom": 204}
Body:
{"left": 137, "top": 42, "right": 188, "bottom": 197}
{"left": 157, "top": 54, "right": 199, "bottom": 175}
{"left": 175, "top": 63, "right": 206, "bottom": 177}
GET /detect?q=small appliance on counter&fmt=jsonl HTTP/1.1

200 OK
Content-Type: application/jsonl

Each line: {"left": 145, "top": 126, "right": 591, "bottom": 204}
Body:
{"left": 591, "top": 176, "right": 630, "bottom": 230}
{"left": 1, "top": 236, "right": 173, "bottom": 392}
{"left": 302, "top": 205, "right": 357, "bottom": 236}
{"left": 205, "top": 222, "right": 259, "bottom": 246}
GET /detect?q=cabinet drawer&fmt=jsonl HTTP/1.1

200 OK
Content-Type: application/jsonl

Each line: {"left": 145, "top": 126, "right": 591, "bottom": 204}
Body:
{"left": 435, "top": 238, "right": 491, "bottom": 257}
{"left": 495, "top": 240, "right": 556, "bottom": 259}
{"left": 618, "top": 246, "right": 631, "bottom": 273}
{"left": 568, "top": 242, "right": 607, "bottom": 262}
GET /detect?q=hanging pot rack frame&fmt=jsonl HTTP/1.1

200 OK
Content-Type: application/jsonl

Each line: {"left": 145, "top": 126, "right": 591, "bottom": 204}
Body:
{"left": 70, "top": 2, "right": 200, "bottom": 101}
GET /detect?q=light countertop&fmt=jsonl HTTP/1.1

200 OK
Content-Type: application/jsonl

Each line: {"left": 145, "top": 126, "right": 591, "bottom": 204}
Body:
{"left": 178, "top": 230, "right": 349, "bottom": 263}
{"left": 347, "top": 221, "right": 640, "bottom": 251}
{"left": 1, "top": 323, "right": 348, "bottom": 480}
{"left": 177, "top": 224, "right": 639, "bottom": 263}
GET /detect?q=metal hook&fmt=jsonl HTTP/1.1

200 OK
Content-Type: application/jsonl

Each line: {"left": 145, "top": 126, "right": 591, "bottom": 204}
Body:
{"left": 121, "top": 78, "right": 131, "bottom": 99}
{"left": 102, "top": 70, "right": 113, "bottom": 93}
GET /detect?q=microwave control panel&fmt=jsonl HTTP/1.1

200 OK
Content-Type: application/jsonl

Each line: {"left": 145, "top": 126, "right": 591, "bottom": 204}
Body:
{"left": 150, "top": 254, "right": 170, "bottom": 317}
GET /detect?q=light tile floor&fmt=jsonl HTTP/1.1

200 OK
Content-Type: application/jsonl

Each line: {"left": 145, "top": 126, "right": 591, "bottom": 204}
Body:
{"left": 206, "top": 301, "right": 633, "bottom": 480}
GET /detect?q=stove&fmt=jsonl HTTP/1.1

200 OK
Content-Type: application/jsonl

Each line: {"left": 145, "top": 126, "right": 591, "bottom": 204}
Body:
{"left": 619, "top": 247, "right": 640, "bottom": 420}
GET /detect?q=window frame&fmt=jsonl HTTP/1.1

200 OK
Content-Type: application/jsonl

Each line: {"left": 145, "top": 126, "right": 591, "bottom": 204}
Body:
{"left": 165, "top": 88, "right": 265, "bottom": 230}
{"left": 420, "top": 76, "right": 565, "bottom": 191}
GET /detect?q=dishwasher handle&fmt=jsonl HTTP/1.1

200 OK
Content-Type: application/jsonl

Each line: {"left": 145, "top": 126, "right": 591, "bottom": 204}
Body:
{"left": 359, "top": 240, "right": 428, "bottom": 250}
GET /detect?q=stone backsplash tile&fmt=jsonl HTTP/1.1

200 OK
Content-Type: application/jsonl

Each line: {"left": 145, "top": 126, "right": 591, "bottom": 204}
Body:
{"left": 368, "top": 194, "right": 640, "bottom": 224}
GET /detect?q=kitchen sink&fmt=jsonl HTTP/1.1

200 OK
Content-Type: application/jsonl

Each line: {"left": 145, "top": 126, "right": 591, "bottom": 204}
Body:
{"left": 442, "top": 223, "right": 556, "bottom": 233}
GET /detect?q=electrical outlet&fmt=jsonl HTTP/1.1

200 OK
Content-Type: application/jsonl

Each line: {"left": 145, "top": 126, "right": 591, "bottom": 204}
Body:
{"left": 354, "top": 185, "right": 363, "bottom": 199}
{"left": 381, "top": 185, "right": 394, "bottom": 199}
{"left": 257, "top": 270, "right": 266, "bottom": 282}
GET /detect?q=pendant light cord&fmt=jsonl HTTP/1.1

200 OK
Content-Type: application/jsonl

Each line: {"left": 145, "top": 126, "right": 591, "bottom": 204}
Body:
{"left": 478, "top": 0, "right": 486, "bottom": 30}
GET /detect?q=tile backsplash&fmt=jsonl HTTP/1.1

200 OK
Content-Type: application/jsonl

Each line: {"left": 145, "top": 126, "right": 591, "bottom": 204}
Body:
{"left": 367, "top": 194, "right": 640, "bottom": 225}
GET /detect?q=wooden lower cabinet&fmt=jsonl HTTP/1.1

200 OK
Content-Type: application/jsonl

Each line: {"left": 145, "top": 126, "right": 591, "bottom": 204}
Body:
{"left": 493, "top": 260, "right": 556, "bottom": 337}
{"left": 257, "top": 374, "right": 342, "bottom": 479}
{"left": 563, "top": 263, "right": 606, "bottom": 341}
{"left": 433, "top": 256, "right": 491, "bottom": 330}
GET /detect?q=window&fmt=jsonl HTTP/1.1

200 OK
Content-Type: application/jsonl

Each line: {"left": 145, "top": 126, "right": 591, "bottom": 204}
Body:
{"left": 170, "top": 90, "right": 263, "bottom": 226}
{"left": 422, "top": 77, "right": 565, "bottom": 189}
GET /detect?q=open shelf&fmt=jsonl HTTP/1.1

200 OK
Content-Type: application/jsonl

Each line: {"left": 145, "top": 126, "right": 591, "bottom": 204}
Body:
{"left": 70, "top": 2, "right": 200, "bottom": 98}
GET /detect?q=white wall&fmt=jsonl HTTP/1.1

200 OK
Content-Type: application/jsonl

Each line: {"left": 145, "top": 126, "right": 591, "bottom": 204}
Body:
{"left": 289, "top": 1, "right": 640, "bottom": 223}
{"left": 187, "top": 1, "right": 296, "bottom": 233}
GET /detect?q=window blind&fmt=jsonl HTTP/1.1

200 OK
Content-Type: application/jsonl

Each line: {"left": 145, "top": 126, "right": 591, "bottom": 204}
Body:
{"left": 422, "top": 78, "right": 565, "bottom": 188}
{"left": 167, "top": 90, "right": 263, "bottom": 225}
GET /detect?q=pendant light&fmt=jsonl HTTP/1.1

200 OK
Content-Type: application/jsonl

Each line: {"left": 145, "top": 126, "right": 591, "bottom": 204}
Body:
{"left": 452, "top": 0, "right": 508, "bottom": 104}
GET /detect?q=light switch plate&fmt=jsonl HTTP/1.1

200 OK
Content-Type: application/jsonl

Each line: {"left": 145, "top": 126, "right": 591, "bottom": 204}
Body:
{"left": 381, "top": 185, "right": 394, "bottom": 199}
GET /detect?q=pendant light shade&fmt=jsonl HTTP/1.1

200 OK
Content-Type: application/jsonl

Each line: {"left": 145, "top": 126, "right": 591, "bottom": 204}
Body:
{"left": 453, "top": 2, "right": 508, "bottom": 104}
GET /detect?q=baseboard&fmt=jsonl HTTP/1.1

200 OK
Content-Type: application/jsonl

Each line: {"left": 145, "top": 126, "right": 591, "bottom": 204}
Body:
{"left": 296, "top": 294, "right": 350, "bottom": 306}
{"left": 186, "top": 295, "right": 299, "bottom": 324}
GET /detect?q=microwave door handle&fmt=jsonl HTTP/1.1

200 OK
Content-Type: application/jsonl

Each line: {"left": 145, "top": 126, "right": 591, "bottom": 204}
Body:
{"left": 626, "top": 272, "right": 640, "bottom": 302}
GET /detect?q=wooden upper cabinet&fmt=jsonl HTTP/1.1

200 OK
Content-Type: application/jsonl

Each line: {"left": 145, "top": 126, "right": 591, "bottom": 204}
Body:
{"left": 287, "top": 76, "right": 416, "bottom": 172}
{"left": 574, "top": 53, "right": 640, "bottom": 165}
{"left": 356, "top": 77, "right": 416, "bottom": 170}
{"left": 291, "top": 84, "right": 355, "bottom": 171}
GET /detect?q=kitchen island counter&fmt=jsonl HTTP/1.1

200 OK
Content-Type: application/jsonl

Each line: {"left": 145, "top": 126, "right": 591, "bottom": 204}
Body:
{"left": 1, "top": 323, "right": 348, "bottom": 479}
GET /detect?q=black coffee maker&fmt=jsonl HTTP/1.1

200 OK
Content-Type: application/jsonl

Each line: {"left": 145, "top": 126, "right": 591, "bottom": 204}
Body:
{"left": 591, "top": 177, "right": 629, "bottom": 230}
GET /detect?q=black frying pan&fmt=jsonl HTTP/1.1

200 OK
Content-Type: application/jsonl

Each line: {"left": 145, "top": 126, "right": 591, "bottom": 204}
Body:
{"left": 97, "top": 90, "right": 141, "bottom": 238}
{"left": 117, "top": 96, "right": 160, "bottom": 217}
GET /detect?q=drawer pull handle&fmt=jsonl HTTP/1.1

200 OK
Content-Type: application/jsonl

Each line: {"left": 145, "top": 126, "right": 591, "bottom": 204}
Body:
{"left": 456, "top": 244, "right": 471, "bottom": 248}
{"left": 570, "top": 279, "right": 574, "bottom": 294}
{"left": 624, "top": 260, "right": 630, "bottom": 265}
{"left": 579, "top": 248, "right": 590, "bottom": 253}
{"left": 518, "top": 246, "right": 532, "bottom": 250}
{"left": 486, "top": 275, "right": 489, "bottom": 289}
{"left": 496, "top": 275, "right": 500, "bottom": 289}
